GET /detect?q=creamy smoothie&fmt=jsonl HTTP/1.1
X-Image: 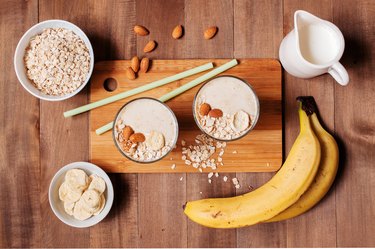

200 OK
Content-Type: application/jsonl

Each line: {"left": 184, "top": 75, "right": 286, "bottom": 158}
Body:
{"left": 114, "top": 98, "right": 178, "bottom": 162}
{"left": 194, "top": 76, "right": 259, "bottom": 141}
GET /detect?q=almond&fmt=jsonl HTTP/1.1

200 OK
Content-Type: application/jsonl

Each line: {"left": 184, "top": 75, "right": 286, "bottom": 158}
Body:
{"left": 140, "top": 58, "right": 150, "bottom": 73}
{"left": 125, "top": 67, "right": 136, "bottom": 80}
{"left": 122, "top": 126, "right": 134, "bottom": 141}
{"left": 134, "top": 25, "right": 149, "bottom": 36}
{"left": 131, "top": 56, "right": 140, "bottom": 72}
{"left": 204, "top": 26, "right": 218, "bottom": 40}
{"left": 172, "top": 25, "right": 183, "bottom": 39}
{"left": 143, "top": 40, "right": 156, "bottom": 53}
{"left": 208, "top": 108, "right": 223, "bottom": 118}
{"left": 199, "top": 103, "right": 211, "bottom": 116}
{"left": 129, "top": 133, "right": 146, "bottom": 143}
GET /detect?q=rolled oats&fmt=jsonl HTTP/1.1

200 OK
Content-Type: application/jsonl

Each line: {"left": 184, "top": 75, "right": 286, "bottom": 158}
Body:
{"left": 24, "top": 28, "right": 90, "bottom": 96}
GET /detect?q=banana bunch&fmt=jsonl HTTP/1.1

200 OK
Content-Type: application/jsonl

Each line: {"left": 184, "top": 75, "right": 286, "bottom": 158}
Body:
{"left": 184, "top": 96, "right": 339, "bottom": 228}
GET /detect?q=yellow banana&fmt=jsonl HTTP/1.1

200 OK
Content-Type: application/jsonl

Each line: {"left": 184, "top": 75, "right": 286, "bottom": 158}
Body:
{"left": 183, "top": 99, "right": 321, "bottom": 228}
{"left": 267, "top": 106, "right": 339, "bottom": 222}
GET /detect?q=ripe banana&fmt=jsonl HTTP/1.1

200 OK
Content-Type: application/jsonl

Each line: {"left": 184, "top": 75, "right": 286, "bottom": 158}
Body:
{"left": 183, "top": 99, "right": 321, "bottom": 228}
{"left": 267, "top": 99, "right": 339, "bottom": 222}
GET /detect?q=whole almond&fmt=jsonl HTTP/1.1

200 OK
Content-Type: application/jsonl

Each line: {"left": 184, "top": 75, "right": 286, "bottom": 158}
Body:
{"left": 140, "top": 58, "right": 150, "bottom": 73}
{"left": 134, "top": 25, "right": 149, "bottom": 36}
{"left": 143, "top": 40, "right": 156, "bottom": 53}
{"left": 199, "top": 103, "right": 211, "bottom": 116}
{"left": 208, "top": 108, "right": 223, "bottom": 118}
{"left": 131, "top": 56, "right": 140, "bottom": 72}
{"left": 122, "top": 126, "right": 134, "bottom": 141}
{"left": 125, "top": 67, "right": 136, "bottom": 80}
{"left": 130, "top": 133, "right": 146, "bottom": 143}
{"left": 204, "top": 26, "right": 218, "bottom": 40}
{"left": 172, "top": 25, "right": 183, "bottom": 39}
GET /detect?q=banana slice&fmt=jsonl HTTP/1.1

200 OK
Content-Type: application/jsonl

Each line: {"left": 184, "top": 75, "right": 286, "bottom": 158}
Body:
{"left": 88, "top": 175, "right": 106, "bottom": 195}
{"left": 80, "top": 189, "right": 101, "bottom": 211}
{"left": 59, "top": 182, "right": 82, "bottom": 203}
{"left": 93, "top": 195, "right": 106, "bottom": 216}
{"left": 64, "top": 202, "right": 75, "bottom": 216}
{"left": 65, "top": 169, "right": 89, "bottom": 191}
{"left": 73, "top": 199, "right": 93, "bottom": 221}
{"left": 231, "top": 110, "right": 250, "bottom": 132}
{"left": 146, "top": 130, "right": 165, "bottom": 151}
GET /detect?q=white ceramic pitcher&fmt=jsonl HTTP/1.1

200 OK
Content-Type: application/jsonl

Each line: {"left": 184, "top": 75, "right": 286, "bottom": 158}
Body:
{"left": 279, "top": 10, "right": 349, "bottom": 85}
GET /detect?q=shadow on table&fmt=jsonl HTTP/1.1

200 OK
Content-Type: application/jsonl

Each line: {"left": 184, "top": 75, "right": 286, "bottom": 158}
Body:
{"left": 106, "top": 173, "right": 132, "bottom": 220}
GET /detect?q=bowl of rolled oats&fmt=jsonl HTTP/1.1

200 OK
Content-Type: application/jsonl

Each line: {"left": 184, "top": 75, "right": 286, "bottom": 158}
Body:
{"left": 14, "top": 20, "right": 94, "bottom": 101}
{"left": 193, "top": 75, "right": 260, "bottom": 142}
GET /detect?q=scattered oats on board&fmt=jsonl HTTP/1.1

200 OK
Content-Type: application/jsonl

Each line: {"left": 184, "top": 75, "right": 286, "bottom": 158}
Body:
{"left": 171, "top": 164, "right": 176, "bottom": 170}
{"left": 179, "top": 177, "right": 183, "bottom": 181}
{"left": 215, "top": 172, "right": 219, "bottom": 177}
{"left": 223, "top": 176, "right": 228, "bottom": 182}
{"left": 181, "top": 140, "right": 186, "bottom": 146}
{"left": 179, "top": 133, "right": 227, "bottom": 173}
{"left": 207, "top": 172, "right": 214, "bottom": 179}
{"left": 208, "top": 179, "right": 212, "bottom": 184}
{"left": 232, "top": 150, "right": 238, "bottom": 154}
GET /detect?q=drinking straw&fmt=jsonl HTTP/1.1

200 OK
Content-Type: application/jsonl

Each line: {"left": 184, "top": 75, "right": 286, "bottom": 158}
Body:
{"left": 95, "top": 59, "right": 238, "bottom": 135}
{"left": 63, "top": 62, "right": 214, "bottom": 117}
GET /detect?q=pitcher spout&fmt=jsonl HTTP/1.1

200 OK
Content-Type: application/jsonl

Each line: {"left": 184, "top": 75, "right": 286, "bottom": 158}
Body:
{"left": 294, "top": 10, "right": 324, "bottom": 33}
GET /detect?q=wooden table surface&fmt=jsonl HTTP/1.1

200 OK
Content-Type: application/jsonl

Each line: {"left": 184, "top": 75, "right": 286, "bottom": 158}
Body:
{"left": 1, "top": 0, "right": 374, "bottom": 247}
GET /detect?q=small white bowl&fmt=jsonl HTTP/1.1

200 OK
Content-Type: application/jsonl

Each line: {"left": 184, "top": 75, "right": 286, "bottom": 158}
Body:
{"left": 14, "top": 20, "right": 94, "bottom": 101}
{"left": 49, "top": 162, "right": 113, "bottom": 228}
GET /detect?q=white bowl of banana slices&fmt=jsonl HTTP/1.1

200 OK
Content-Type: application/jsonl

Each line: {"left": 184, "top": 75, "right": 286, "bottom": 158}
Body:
{"left": 49, "top": 162, "right": 114, "bottom": 228}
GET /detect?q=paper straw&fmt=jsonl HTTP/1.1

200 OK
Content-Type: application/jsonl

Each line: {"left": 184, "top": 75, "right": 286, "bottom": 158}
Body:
{"left": 64, "top": 62, "right": 214, "bottom": 117}
{"left": 95, "top": 59, "right": 238, "bottom": 135}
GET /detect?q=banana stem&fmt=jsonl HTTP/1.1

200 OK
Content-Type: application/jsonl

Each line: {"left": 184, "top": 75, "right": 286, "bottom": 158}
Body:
{"left": 297, "top": 96, "right": 318, "bottom": 116}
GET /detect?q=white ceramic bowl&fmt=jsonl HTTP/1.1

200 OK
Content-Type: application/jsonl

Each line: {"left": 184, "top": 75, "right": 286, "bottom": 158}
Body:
{"left": 49, "top": 162, "right": 113, "bottom": 228}
{"left": 14, "top": 20, "right": 94, "bottom": 101}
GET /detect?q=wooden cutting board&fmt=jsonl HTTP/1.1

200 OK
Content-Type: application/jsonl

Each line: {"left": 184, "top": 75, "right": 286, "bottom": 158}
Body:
{"left": 89, "top": 59, "right": 282, "bottom": 173}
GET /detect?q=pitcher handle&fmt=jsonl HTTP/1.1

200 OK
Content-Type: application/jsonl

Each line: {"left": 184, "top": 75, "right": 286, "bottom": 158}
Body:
{"left": 328, "top": 62, "right": 349, "bottom": 86}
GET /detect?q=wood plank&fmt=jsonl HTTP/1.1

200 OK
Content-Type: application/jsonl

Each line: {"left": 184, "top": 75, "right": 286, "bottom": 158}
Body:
{"left": 184, "top": 1, "right": 236, "bottom": 247}
{"left": 333, "top": 0, "right": 375, "bottom": 246}
{"left": 38, "top": 0, "right": 137, "bottom": 247}
{"left": 283, "top": 0, "right": 337, "bottom": 247}
{"left": 135, "top": 0, "right": 187, "bottom": 247}
{"left": 0, "top": 0, "right": 40, "bottom": 247}
{"left": 234, "top": 1, "right": 286, "bottom": 247}
{"left": 83, "top": 1, "right": 139, "bottom": 247}
{"left": 89, "top": 59, "right": 282, "bottom": 173}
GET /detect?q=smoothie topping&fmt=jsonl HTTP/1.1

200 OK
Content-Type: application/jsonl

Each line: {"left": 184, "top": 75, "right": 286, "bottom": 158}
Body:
{"left": 115, "top": 121, "right": 172, "bottom": 162}
{"left": 197, "top": 102, "right": 252, "bottom": 140}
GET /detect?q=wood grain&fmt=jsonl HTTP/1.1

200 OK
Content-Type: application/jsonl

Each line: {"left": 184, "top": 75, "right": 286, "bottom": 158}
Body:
{"left": 38, "top": 0, "right": 139, "bottom": 247}
{"left": 283, "top": 0, "right": 337, "bottom": 247}
{"left": 184, "top": 1, "right": 237, "bottom": 247}
{"left": 1, "top": 0, "right": 375, "bottom": 247}
{"left": 135, "top": 1, "right": 188, "bottom": 247}
{"left": 0, "top": 0, "right": 40, "bottom": 247}
{"left": 90, "top": 59, "right": 282, "bottom": 173}
{"left": 333, "top": 0, "right": 375, "bottom": 246}
{"left": 234, "top": 1, "right": 286, "bottom": 247}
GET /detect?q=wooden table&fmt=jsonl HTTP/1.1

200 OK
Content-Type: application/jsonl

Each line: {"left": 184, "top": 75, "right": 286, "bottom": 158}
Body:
{"left": 1, "top": 0, "right": 374, "bottom": 247}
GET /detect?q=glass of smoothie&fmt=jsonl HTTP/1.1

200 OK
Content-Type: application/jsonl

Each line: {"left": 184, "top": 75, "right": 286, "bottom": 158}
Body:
{"left": 113, "top": 97, "right": 179, "bottom": 163}
{"left": 193, "top": 75, "right": 260, "bottom": 141}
